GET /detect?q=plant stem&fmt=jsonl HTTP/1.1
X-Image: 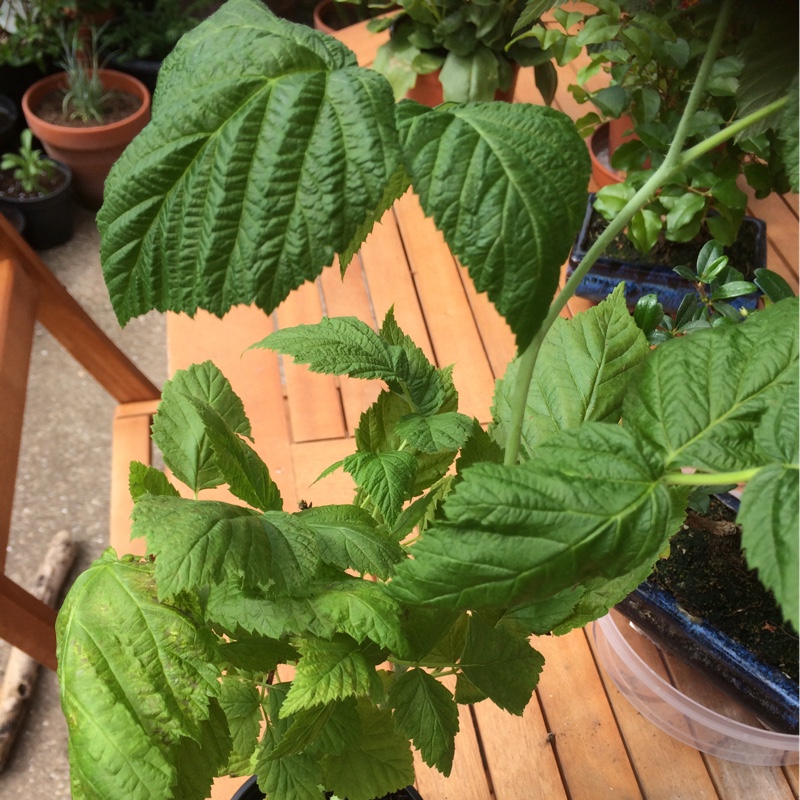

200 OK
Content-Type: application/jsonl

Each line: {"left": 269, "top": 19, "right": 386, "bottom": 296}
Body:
{"left": 504, "top": 0, "right": 754, "bottom": 468}
{"left": 665, "top": 468, "right": 761, "bottom": 486}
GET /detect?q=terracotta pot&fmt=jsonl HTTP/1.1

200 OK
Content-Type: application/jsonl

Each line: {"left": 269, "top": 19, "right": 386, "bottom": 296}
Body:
{"left": 406, "top": 65, "right": 519, "bottom": 108}
{"left": 606, "top": 114, "right": 637, "bottom": 154}
{"left": 588, "top": 122, "right": 624, "bottom": 188}
{"left": 21, "top": 69, "right": 151, "bottom": 209}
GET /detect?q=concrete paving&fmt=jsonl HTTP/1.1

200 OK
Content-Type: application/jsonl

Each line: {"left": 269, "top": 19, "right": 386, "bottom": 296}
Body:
{"left": 0, "top": 207, "right": 167, "bottom": 798}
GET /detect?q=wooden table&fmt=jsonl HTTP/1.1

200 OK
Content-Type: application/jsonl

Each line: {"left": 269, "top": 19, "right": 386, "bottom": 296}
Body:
{"left": 161, "top": 17, "right": 800, "bottom": 800}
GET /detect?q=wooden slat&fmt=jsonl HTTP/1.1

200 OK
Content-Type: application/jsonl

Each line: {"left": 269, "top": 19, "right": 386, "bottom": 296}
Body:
{"left": 290, "top": 437, "right": 356, "bottom": 509}
{"left": 275, "top": 280, "right": 347, "bottom": 443}
{"left": 361, "top": 209, "right": 436, "bottom": 365}
{"left": 473, "top": 697, "right": 568, "bottom": 799}
{"left": 0, "top": 215, "right": 160, "bottom": 404}
{"left": 534, "top": 629, "right": 644, "bottom": 799}
{"left": 586, "top": 617, "right": 721, "bottom": 798}
{"left": 0, "top": 258, "right": 38, "bottom": 574}
{"left": 0, "top": 576, "right": 57, "bottom": 671}
{"left": 393, "top": 194, "right": 496, "bottom": 423}
{"left": 110, "top": 408, "right": 156, "bottom": 556}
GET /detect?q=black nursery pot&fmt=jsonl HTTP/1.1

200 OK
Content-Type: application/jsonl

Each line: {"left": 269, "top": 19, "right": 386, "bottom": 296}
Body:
{"left": 567, "top": 194, "right": 768, "bottom": 312}
{"left": 230, "top": 776, "right": 424, "bottom": 800}
{"left": 0, "top": 161, "right": 74, "bottom": 250}
{"left": 616, "top": 495, "right": 799, "bottom": 735}
{"left": 0, "top": 94, "right": 19, "bottom": 154}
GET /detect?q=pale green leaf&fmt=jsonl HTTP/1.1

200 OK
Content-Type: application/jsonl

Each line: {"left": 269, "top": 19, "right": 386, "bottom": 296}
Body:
{"left": 493, "top": 284, "right": 650, "bottom": 458}
{"left": 460, "top": 615, "right": 543, "bottom": 715}
{"left": 310, "top": 579, "right": 407, "bottom": 652}
{"left": 152, "top": 362, "right": 251, "bottom": 493}
{"left": 439, "top": 46, "right": 499, "bottom": 103}
{"left": 218, "top": 677, "right": 262, "bottom": 772}
{"left": 397, "top": 100, "right": 591, "bottom": 349}
{"left": 100, "top": 0, "right": 405, "bottom": 326}
{"left": 129, "top": 461, "right": 180, "bottom": 503}
{"left": 184, "top": 396, "right": 282, "bottom": 512}
{"left": 395, "top": 411, "right": 474, "bottom": 454}
{"left": 299, "top": 504, "right": 404, "bottom": 578}
{"left": 281, "top": 636, "right": 383, "bottom": 716}
{"left": 623, "top": 298, "right": 799, "bottom": 472}
{"left": 57, "top": 554, "right": 223, "bottom": 800}
{"left": 343, "top": 451, "right": 417, "bottom": 525}
{"left": 388, "top": 669, "right": 459, "bottom": 776}
{"left": 389, "top": 424, "right": 688, "bottom": 609}
{"left": 321, "top": 702, "right": 415, "bottom": 800}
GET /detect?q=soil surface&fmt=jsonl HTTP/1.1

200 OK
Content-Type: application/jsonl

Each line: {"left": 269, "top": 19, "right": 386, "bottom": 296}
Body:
{"left": 583, "top": 209, "right": 762, "bottom": 278}
{"left": 0, "top": 166, "right": 66, "bottom": 199}
{"left": 33, "top": 89, "right": 142, "bottom": 128}
{"left": 650, "top": 498, "right": 799, "bottom": 682}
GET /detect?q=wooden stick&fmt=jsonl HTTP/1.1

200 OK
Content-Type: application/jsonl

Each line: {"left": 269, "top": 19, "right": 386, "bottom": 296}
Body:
{"left": 0, "top": 530, "right": 76, "bottom": 772}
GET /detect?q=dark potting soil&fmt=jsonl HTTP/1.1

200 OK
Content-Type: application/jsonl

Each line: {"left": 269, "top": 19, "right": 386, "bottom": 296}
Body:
{"left": 0, "top": 166, "right": 66, "bottom": 199}
{"left": 34, "top": 89, "right": 142, "bottom": 127}
{"left": 584, "top": 209, "right": 762, "bottom": 278}
{"left": 650, "top": 498, "right": 799, "bottom": 683}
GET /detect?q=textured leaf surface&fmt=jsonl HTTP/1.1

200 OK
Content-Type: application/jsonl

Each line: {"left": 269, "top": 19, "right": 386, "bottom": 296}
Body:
{"left": 282, "top": 636, "right": 382, "bottom": 716}
{"left": 57, "top": 554, "right": 223, "bottom": 800}
{"left": 99, "top": 0, "right": 405, "bottom": 325}
{"left": 460, "top": 615, "right": 543, "bottom": 715}
{"left": 152, "top": 362, "right": 251, "bottom": 493}
{"left": 299, "top": 504, "right": 404, "bottom": 578}
{"left": 321, "top": 702, "right": 415, "bottom": 800}
{"left": 493, "top": 284, "right": 649, "bottom": 456}
{"left": 343, "top": 451, "right": 417, "bottom": 525}
{"left": 623, "top": 298, "right": 798, "bottom": 472}
{"left": 395, "top": 411, "right": 474, "bottom": 454}
{"left": 218, "top": 677, "right": 262, "bottom": 772}
{"left": 739, "top": 377, "right": 799, "bottom": 627}
{"left": 388, "top": 669, "right": 459, "bottom": 776}
{"left": 389, "top": 424, "right": 687, "bottom": 609}
{"left": 129, "top": 461, "right": 180, "bottom": 503}
{"left": 397, "top": 100, "right": 591, "bottom": 349}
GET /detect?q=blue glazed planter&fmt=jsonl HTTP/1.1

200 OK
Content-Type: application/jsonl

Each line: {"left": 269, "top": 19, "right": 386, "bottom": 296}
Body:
{"left": 616, "top": 496, "right": 798, "bottom": 735}
{"left": 231, "top": 776, "right": 424, "bottom": 800}
{"left": 567, "top": 194, "right": 767, "bottom": 312}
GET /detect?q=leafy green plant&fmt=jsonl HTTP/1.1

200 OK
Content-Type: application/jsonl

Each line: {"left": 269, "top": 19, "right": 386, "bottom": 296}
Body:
{"left": 520, "top": 0, "right": 798, "bottom": 254}
{"left": 370, "top": 0, "right": 557, "bottom": 103}
{"left": 0, "top": 0, "right": 75, "bottom": 69}
{"left": 101, "top": 0, "right": 208, "bottom": 62}
{"left": 0, "top": 128, "right": 57, "bottom": 193}
{"left": 633, "top": 238, "right": 796, "bottom": 343}
{"left": 58, "top": 24, "right": 111, "bottom": 123}
{"left": 56, "top": 1, "right": 798, "bottom": 799}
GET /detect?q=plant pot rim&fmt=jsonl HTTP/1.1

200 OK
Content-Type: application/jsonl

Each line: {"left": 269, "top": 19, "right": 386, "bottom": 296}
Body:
{"left": 230, "top": 775, "right": 424, "bottom": 800}
{"left": 0, "top": 158, "right": 72, "bottom": 204}
{"left": 592, "top": 612, "right": 799, "bottom": 764}
{"left": 21, "top": 68, "right": 151, "bottom": 144}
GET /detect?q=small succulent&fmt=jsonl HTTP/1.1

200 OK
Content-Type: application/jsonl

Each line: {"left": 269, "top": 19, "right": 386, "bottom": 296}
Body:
{"left": 1, "top": 129, "right": 57, "bottom": 194}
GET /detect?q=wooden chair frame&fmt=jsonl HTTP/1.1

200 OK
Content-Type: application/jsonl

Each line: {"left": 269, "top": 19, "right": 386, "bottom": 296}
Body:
{"left": 0, "top": 215, "right": 161, "bottom": 670}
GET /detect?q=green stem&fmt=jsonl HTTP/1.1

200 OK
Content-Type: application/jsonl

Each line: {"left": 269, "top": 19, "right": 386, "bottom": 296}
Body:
{"left": 665, "top": 468, "right": 760, "bottom": 486}
{"left": 504, "top": 0, "right": 746, "bottom": 468}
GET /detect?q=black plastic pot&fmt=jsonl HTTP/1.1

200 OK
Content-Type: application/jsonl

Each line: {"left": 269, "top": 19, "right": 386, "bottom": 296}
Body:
{"left": 230, "top": 776, "right": 424, "bottom": 800}
{"left": 0, "top": 95, "right": 19, "bottom": 154}
{"left": 616, "top": 495, "right": 799, "bottom": 735}
{"left": 567, "top": 194, "right": 768, "bottom": 312}
{"left": 0, "top": 161, "right": 74, "bottom": 250}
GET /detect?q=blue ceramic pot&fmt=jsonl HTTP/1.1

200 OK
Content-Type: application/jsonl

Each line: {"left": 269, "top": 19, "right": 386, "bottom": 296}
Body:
{"left": 567, "top": 194, "right": 767, "bottom": 312}
{"left": 616, "top": 495, "right": 798, "bottom": 734}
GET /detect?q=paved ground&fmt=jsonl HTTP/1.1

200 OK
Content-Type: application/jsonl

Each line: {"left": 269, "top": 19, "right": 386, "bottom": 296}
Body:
{"left": 0, "top": 208, "right": 167, "bottom": 798}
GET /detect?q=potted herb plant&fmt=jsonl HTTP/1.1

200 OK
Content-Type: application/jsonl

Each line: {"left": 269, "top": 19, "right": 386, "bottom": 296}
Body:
{"left": 368, "top": 0, "right": 557, "bottom": 105}
{"left": 525, "top": 0, "right": 797, "bottom": 310}
{"left": 0, "top": 127, "right": 73, "bottom": 248}
{"left": 56, "top": 1, "right": 797, "bottom": 798}
{"left": 21, "top": 24, "right": 150, "bottom": 209}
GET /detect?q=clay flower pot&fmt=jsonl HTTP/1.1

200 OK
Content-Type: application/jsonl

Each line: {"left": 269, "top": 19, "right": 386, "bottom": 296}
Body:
{"left": 21, "top": 69, "right": 151, "bottom": 209}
